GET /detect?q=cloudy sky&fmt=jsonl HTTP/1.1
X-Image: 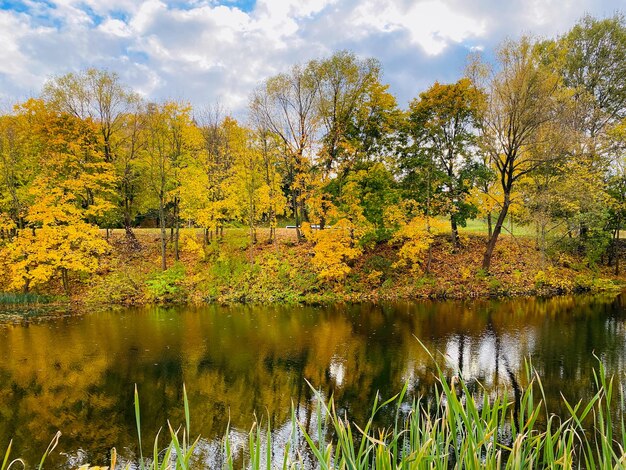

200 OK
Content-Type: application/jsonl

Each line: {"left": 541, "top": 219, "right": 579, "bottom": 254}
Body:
{"left": 0, "top": 0, "right": 623, "bottom": 115}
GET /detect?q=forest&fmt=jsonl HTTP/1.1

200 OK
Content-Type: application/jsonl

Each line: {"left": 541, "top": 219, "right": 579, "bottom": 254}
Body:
{"left": 0, "top": 14, "right": 625, "bottom": 304}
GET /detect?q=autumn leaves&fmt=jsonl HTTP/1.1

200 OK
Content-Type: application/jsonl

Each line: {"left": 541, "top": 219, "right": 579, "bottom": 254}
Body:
{"left": 1, "top": 15, "right": 626, "bottom": 295}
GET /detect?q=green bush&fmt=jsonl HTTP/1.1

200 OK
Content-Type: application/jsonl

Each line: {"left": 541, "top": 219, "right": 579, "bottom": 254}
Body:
{"left": 363, "top": 254, "right": 392, "bottom": 280}
{"left": 145, "top": 263, "right": 186, "bottom": 303}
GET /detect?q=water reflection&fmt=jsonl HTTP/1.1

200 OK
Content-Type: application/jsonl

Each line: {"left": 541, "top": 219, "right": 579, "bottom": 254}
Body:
{"left": 0, "top": 294, "right": 624, "bottom": 467}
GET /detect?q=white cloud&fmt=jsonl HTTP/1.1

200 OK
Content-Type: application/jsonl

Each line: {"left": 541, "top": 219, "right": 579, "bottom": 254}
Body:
{"left": 130, "top": 0, "right": 167, "bottom": 33}
{"left": 0, "top": 12, "right": 30, "bottom": 77}
{"left": 0, "top": 0, "right": 622, "bottom": 114}
{"left": 349, "top": 0, "right": 486, "bottom": 55}
{"left": 99, "top": 18, "right": 133, "bottom": 37}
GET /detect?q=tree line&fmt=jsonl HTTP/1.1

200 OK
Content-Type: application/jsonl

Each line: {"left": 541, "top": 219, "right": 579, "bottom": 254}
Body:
{"left": 1, "top": 14, "right": 625, "bottom": 292}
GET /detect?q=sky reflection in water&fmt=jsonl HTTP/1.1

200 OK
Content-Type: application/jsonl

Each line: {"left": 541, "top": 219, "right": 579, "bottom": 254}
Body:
{"left": 0, "top": 294, "right": 624, "bottom": 467}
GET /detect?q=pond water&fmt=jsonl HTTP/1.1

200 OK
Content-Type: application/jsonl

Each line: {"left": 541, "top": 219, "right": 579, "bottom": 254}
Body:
{"left": 1, "top": 294, "right": 626, "bottom": 467}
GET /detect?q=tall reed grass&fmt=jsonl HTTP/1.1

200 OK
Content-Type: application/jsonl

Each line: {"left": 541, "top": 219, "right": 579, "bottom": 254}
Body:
{"left": 3, "top": 357, "right": 626, "bottom": 469}
{"left": 0, "top": 292, "right": 53, "bottom": 305}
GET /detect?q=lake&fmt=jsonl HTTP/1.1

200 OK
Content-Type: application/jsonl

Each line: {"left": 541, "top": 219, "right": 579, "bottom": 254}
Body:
{"left": 0, "top": 294, "right": 625, "bottom": 467}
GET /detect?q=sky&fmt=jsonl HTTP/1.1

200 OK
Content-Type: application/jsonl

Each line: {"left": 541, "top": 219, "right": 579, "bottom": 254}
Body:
{"left": 0, "top": 0, "right": 623, "bottom": 116}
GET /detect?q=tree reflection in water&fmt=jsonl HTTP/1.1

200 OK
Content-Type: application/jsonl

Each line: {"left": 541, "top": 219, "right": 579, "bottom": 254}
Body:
{"left": 0, "top": 293, "right": 623, "bottom": 468}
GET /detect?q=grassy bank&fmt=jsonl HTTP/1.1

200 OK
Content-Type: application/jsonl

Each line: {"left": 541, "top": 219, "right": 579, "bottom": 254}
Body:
{"left": 87, "top": 225, "right": 623, "bottom": 306}
{"left": 1, "top": 224, "right": 624, "bottom": 307}
{"left": 5, "top": 358, "right": 626, "bottom": 469}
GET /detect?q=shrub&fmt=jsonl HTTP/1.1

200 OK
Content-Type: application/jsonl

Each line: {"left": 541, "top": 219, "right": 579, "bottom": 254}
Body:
{"left": 145, "top": 263, "right": 186, "bottom": 303}
{"left": 90, "top": 271, "right": 144, "bottom": 305}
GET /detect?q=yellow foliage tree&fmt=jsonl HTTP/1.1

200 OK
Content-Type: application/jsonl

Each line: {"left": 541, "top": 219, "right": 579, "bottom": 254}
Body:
{"left": 142, "top": 101, "right": 201, "bottom": 269}
{"left": 0, "top": 99, "right": 113, "bottom": 293}
{"left": 303, "top": 219, "right": 362, "bottom": 282}
{"left": 17, "top": 99, "right": 117, "bottom": 222}
{"left": 4, "top": 189, "right": 108, "bottom": 293}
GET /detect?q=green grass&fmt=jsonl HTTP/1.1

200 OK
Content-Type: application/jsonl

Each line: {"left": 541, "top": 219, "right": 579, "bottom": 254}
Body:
{"left": 108, "top": 219, "right": 533, "bottom": 238}
{"left": 457, "top": 217, "right": 536, "bottom": 237}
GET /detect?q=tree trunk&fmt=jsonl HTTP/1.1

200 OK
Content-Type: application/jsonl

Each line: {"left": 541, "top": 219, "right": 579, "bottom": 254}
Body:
{"left": 61, "top": 268, "right": 69, "bottom": 294}
{"left": 159, "top": 198, "right": 167, "bottom": 271}
{"left": 425, "top": 216, "right": 433, "bottom": 274}
{"left": 249, "top": 192, "right": 255, "bottom": 265}
{"left": 292, "top": 189, "right": 301, "bottom": 242}
{"left": 615, "top": 218, "right": 621, "bottom": 275}
{"left": 487, "top": 212, "right": 492, "bottom": 239}
{"left": 426, "top": 245, "right": 433, "bottom": 274}
{"left": 482, "top": 194, "right": 510, "bottom": 271}
{"left": 450, "top": 215, "right": 459, "bottom": 250}
{"left": 540, "top": 223, "right": 547, "bottom": 269}
{"left": 123, "top": 202, "right": 140, "bottom": 249}
{"left": 174, "top": 198, "right": 180, "bottom": 262}
{"left": 268, "top": 206, "right": 275, "bottom": 244}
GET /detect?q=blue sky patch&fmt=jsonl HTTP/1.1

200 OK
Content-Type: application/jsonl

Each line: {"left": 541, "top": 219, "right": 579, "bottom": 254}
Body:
{"left": 216, "top": 0, "right": 256, "bottom": 13}
{"left": 0, "top": 0, "right": 29, "bottom": 13}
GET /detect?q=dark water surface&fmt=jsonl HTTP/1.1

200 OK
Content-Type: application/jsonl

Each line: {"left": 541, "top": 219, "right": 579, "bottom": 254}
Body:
{"left": 1, "top": 294, "right": 626, "bottom": 467}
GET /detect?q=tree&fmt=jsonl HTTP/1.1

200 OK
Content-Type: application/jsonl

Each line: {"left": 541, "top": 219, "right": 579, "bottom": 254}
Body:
{"left": 43, "top": 68, "right": 130, "bottom": 163}
{"left": 2, "top": 99, "right": 112, "bottom": 293}
{"left": 191, "top": 106, "right": 234, "bottom": 242}
{"left": 311, "top": 56, "right": 400, "bottom": 232}
{"left": 556, "top": 15, "right": 626, "bottom": 263}
{"left": 115, "top": 97, "right": 147, "bottom": 246}
{"left": 5, "top": 189, "right": 108, "bottom": 293}
{"left": 254, "top": 126, "right": 288, "bottom": 246}
{"left": 313, "top": 51, "right": 380, "bottom": 174}
{"left": 250, "top": 64, "right": 319, "bottom": 241}
{"left": 337, "top": 161, "right": 399, "bottom": 242}
{"left": 558, "top": 15, "right": 626, "bottom": 147}
{"left": 478, "top": 38, "right": 563, "bottom": 271}
{"left": 43, "top": 69, "right": 146, "bottom": 240}
{"left": 18, "top": 99, "right": 117, "bottom": 224}
{"left": 406, "top": 78, "right": 485, "bottom": 249}
{"left": 224, "top": 119, "right": 271, "bottom": 261}
{"left": 143, "top": 102, "right": 200, "bottom": 270}
{"left": 0, "top": 111, "right": 34, "bottom": 234}
{"left": 606, "top": 120, "right": 626, "bottom": 273}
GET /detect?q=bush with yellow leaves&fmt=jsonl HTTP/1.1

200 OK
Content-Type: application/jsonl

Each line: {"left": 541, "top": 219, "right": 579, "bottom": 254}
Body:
{"left": 179, "top": 228, "right": 205, "bottom": 258}
{"left": 391, "top": 215, "right": 447, "bottom": 274}
{"left": 303, "top": 219, "right": 362, "bottom": 282}
{"left": 5, "top": 221, "right": 108, "bottom": 293}
{"left": 2, "top": 189, "right": 108, "bottom": 294}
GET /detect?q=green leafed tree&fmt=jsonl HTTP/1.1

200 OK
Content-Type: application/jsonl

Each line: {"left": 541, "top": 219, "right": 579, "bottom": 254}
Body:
{"left": 406, "top": 78, "right": 485, "bottom": 249}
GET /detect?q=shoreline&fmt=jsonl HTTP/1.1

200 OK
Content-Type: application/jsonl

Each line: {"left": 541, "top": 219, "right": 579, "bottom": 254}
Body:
{"left": 2, "top": 230, "right": 624, "bottom": 310}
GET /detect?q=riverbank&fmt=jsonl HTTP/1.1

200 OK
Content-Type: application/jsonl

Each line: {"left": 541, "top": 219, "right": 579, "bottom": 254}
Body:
{"left": 2, "top": 227, "right": 620, "bottom": 307}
